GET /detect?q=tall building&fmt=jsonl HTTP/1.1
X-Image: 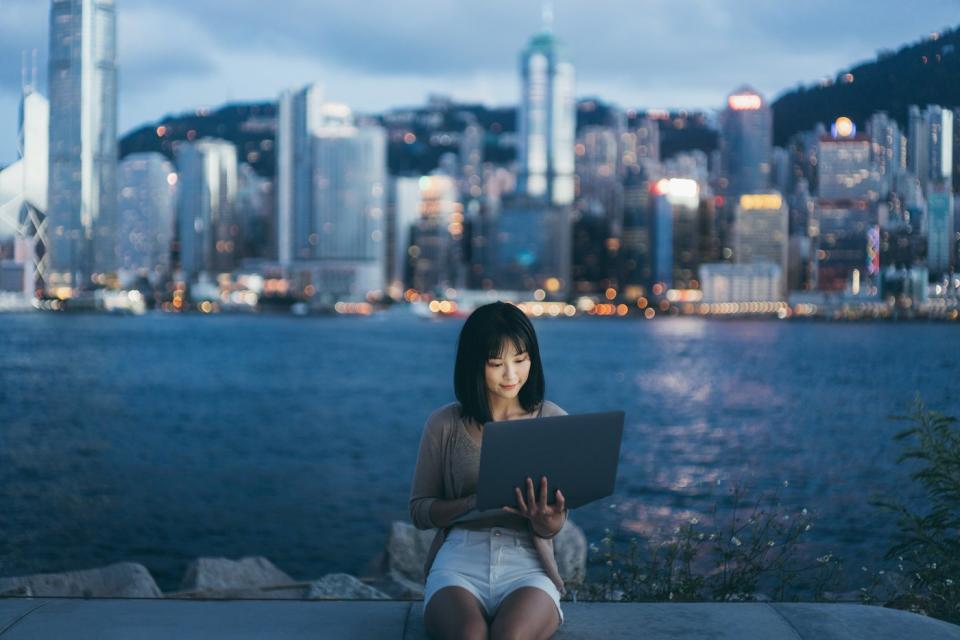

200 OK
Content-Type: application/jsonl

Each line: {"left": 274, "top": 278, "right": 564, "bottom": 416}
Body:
{"left": 175, "top": 139, "right": 238, "bottom": 283}
{"left": 618, "top": 164, "right": 653, "bottom": 295}
{"left": 46, "top": 0, "right": 118, "bottom": 292}
{"left": 0, "top": 84, "right": 49, "bottom": 294}
{"left": 816, "top": 119, "right": 878, "bottom": 201}
{"left": 866, "top": 112, "right": 904, "bottom": 194}
{"left": 116, "top": 153, "right": 176, "bottom": 285}
{"left": 733, "top": 192, "right": 788, "bottom": 296}
{"left": 496, "top": 198, "right": 571, "bottom": 296}
{"left": 927, "top": 186, "right": 955, "bottom": 278}
{"left": 400, "top": 175, "right": 462, "bottom": 295}
{"left": 276, "top": 83, "right": 324, "bottom": 267}
{"left": 516, "top": 10, "right": 575, "bottom": 206}
{"left": 719, "top": 86, "right": 772, "bottom": 198}
{"left": 908, "top": 104, "right": 954, "bottom": 194}
{"left": 297, "top": 107, "right": 386, "bottom": 302}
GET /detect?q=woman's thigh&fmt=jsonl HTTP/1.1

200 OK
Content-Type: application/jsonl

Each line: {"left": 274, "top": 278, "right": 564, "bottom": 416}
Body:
{"left": 489, "top": 586, "right": 560, "bottom": 640}
{"left": 424, "top": 586, "right": 488, "bottom": 640}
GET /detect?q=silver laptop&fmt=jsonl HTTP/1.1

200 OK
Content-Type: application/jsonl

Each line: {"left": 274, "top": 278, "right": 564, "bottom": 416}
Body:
{"left": 474, "top": 411, "right": 625, "bottom": 512}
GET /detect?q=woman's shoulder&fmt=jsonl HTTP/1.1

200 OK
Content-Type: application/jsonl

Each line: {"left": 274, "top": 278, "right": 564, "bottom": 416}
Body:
{"left": 423, "top": 401, "right": 463, "bottom": 435}
{"left": 539, "top": 400, "right": 568, "bottom": 417}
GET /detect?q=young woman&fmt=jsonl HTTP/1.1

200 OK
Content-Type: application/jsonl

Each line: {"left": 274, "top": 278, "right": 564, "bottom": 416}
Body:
{"left": 409, "top": 301, "right": 568, "bottom": 640}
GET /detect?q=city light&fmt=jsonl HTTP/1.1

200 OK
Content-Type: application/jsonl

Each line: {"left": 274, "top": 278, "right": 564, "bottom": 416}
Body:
{"left": 739, "top": 193, "right": 783, "bottom": 210}
{"left": 727, "top": 93, "right": 762, "bottom": 110}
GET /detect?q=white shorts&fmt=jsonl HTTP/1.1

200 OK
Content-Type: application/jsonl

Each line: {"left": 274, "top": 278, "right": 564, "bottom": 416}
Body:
{"left": 423, "top": 526, "right": 563, "bottom": 624}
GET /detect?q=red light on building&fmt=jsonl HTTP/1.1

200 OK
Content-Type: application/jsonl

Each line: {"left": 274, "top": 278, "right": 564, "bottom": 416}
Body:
{"left": 727, "top": 94, "right": 762, "bottom": 111}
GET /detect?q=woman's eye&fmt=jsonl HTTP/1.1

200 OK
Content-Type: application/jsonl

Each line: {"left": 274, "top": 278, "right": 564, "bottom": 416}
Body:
{"left": 488, "top": 362, "right": 502, "bottom": 367}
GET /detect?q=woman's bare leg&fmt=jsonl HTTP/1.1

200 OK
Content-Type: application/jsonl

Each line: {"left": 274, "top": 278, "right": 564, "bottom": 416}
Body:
{"left": 489, "top": 586, "right": 560, "bottom": 640}
{"left": 424, "top": 586, "right": 489, "bottom": 640}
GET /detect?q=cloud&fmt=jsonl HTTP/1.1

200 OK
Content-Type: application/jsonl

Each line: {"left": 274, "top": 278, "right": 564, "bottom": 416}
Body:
{"left": 2, "top": 0, "right": 959, "bottom": 164}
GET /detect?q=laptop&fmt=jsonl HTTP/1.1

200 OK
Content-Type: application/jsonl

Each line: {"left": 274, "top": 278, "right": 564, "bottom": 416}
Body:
{"left": 473, "top": 410, "right": 625, "bottom": 512}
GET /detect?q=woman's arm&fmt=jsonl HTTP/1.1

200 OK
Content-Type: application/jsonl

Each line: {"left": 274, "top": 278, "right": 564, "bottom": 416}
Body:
{"left": 428, "top": 494, "right": 477, "bottom": 528}
{"left": 410, "top": 413, "right": 478, "bottom": 529}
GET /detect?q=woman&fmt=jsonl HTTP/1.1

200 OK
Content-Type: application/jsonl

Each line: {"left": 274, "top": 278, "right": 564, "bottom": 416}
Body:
{"left": 409, "top": 301, "right": 568, "bottom": 640}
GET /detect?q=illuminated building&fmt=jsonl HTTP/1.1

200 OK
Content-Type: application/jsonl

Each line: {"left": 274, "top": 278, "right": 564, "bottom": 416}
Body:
{"left": 516, "top": 7, "right": 575, "bottom": 206}
{"left": 175, "top": 139, "right": 238, "bottom": 283}
{"left": 397, "top": 175, "right": 461, "bottom": 294}
{"left": 496, "top": 197, "right": 571, "bottom": 296}
{"left": 907, "top": 104, "right": 953, "bottom": 194}
{"left": 817, "top": 122, "right": 878, "bottom": 201}
{"left": 46, "top": 0, "right": 118, "bottom": 292}
{"left": 619, "top": 164, "right": 653, "bottom": 292}
{"left": 813, "top": 202, "right": 875, "bottom": 293}
{"left": 734, "top": 192, "right": 788, "bottom": 295}
{"left": 276, "top": 83, "right": 323, "bottom": 267}
{"left": 719, "top": 86, "right": 772, "bottom": 198}
{"left": 308, "top": 111, "right": 386, "bottom": 300}
{"left": 699, "top": 263, "right": 783, "bottom": 303}
{"left": 0, "top": 83, "right": 48, "bottom": 295}
{"left": 927, "top": 186, "right": 955, "bottom": 277}
{"left": 866, "top": 112, "right": 905, "bottom": 194}
{"left": 116, "top": 153, "right": 176, "bottom": 286}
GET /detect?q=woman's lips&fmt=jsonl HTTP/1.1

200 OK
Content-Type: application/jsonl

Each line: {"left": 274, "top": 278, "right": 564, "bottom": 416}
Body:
{"left": 500, "top": 383, "right": 517, "bottom": 390}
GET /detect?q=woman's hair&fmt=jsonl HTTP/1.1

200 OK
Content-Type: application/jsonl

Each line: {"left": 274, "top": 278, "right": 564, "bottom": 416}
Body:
{"left": 454, "top": 301, "right": 545, "bottom": 426}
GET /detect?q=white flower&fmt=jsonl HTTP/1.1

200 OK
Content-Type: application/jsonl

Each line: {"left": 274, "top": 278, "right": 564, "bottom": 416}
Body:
{"left": 862, "top": 566, "right": 868, "bottom": 572}
{"left": 801, "top": 508, "right": 808, "bottom": 515}
{"left": 946, "top": 579, "right": 954, "bottom": 586}
{"left": 768, "top": 541, "right": 775, "bottom": 547}
{"left": 669, "top": 592, "right": 674, "bottom": 600}
{"left": 804, "top": 524, "right": 811, "bottom": 531}
{"left": 879, "top": 570, "right": 885, "bottom": 575}
{"left": 783, "top": 480, "right": 789, "bottom": 487}
{"left": 709, "top": 533, "right": 716, "bottom": 540}
{"left": 690, "top": 517, "right": 699, "bottom": 525}
{"left": 698, "top": 533, "right": 705, "bottom": 540}
{"left": 731, "top": 536, "right": 742, "bottom": 547}
{"left": 673, "top": 527, "right": 681, "bottom": 534}
{"left": 783, "top": 514, "right": 790, "bottom": 520}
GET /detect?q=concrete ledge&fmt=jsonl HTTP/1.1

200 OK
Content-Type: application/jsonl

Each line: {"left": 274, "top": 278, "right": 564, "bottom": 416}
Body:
{"left": 2, "top": 598, "right": 959, "bottom": 639}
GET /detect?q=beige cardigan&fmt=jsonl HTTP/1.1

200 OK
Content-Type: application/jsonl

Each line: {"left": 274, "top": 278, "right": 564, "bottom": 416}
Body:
{"left": 409, "top": 400, "right": 569, "bottom": 593}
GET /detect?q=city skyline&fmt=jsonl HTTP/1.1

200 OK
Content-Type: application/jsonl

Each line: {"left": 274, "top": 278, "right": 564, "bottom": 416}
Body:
{"left": 1, "top": 1, "right": 958, "bottom": 165}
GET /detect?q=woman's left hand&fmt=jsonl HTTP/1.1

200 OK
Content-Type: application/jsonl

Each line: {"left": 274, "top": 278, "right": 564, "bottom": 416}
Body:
{"left": 502, "top": 476, "right": 566, "bottom": 537}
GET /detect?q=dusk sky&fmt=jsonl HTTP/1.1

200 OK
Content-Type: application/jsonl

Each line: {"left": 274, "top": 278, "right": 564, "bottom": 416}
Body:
{"left": 1, "top": 0, "right": 958, "bottom": 165}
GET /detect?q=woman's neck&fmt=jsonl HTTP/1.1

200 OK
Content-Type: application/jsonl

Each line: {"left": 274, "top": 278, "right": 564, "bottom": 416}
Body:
{"left": 487, "top": 395, "right": 528, "bottom": 422}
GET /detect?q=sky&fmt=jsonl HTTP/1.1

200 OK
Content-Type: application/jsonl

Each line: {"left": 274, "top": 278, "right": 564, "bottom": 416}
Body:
{"left": 1, "top": 0, "right": 958, "bottom": 165}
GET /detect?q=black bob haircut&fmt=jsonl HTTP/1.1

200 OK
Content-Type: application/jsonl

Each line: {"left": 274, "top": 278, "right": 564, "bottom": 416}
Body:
{"left": 454, "top": 301, "right": 545, "bottom": 427}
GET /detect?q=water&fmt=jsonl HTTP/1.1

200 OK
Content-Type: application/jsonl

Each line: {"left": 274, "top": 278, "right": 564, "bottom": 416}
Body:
{"left": 0, "top": 312, "right": 957, "bottom": 592}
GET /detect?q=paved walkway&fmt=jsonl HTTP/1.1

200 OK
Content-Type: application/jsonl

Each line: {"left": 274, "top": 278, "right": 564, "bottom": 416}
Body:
{"left": 2, "top": 598, "right": 959, "bottom": 639}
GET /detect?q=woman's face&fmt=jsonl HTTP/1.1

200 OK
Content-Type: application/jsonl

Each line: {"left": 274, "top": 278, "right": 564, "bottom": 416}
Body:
{"left": 484, "top": 338, "right": 531, "bottom": 404}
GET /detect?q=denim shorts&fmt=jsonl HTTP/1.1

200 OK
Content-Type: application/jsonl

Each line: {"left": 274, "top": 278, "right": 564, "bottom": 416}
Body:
{"left": 423, "top": 526, "right": 563, "bottom": 624}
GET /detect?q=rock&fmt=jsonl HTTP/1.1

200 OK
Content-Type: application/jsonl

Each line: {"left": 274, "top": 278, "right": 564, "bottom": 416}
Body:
{"left": 0, "top": 584, "right": 32, "bottom": 597}
{"left": 554, "top": 519, "right": 588, "bottom": 585}
{"left": 386, "top": 522, "right": 437, "bottom": 585}
{"left": 179, "top": 556, "right": 295, "bottom": 593}
{"left": 822, "top": 589, "right": 865, "bottom": 602}
{"left": 0, "top": 563, "right": 160, "bottom": 598}
{"left": 306, "top": 573, "right": 390, "bottom": 600}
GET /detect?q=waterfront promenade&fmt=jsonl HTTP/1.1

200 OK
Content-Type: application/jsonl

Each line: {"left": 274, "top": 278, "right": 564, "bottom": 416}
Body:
{"left": 2, "top": 598, "right": 960, "bottom": 639}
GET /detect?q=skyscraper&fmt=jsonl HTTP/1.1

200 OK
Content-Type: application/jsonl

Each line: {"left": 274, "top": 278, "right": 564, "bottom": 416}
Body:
{"left": 927, "top": 186, "right": 955, "bottom": 278}
{"left": 277, "top": 83, "right": 323, "bottom": 267}
{"left": 516, "top": 8, "right": 575, "bottom": 206}
{"left": 719, "top": 86, "right": 772, "bottom": 198}
{"left": 46, "top": 0, "right": 118, "bottom": 293}
{"left": 305, "top": 107, "right": 387, "bottom": 301}
{"left": 907, "top": 104, "right": 954, "bottom": 194}
{"left": 733, "top": 192, "right": 788, "bottom": 296}
{"left": 116, "top": 152, "right": 176, "bottom": 285}
{"left": 175, "top": 139, "right": 238, "bottom": 283}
